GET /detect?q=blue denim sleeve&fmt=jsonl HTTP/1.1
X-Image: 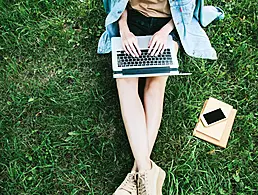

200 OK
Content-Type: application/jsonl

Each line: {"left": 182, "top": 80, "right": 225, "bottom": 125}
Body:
{"left": 193, "top": 0, "right": 224, "bottom": 27}
{"left": 103, "top": 0, "right": 120, "bottom": 14}
{"left": 103, "top": 0, "right": 110, "bottom": 13}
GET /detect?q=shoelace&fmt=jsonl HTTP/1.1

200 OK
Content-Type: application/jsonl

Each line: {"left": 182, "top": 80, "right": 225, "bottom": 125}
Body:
{"left": 120, "top": 173, "right": 137, "bottom": 192}
{"left": 135, "top": 172, "right": 147, "bottom": 195}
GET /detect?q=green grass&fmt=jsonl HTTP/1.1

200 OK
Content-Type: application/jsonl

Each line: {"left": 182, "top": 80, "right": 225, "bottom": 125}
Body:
{"left": 0, "top": 0, "right": 257, "bottom": 194}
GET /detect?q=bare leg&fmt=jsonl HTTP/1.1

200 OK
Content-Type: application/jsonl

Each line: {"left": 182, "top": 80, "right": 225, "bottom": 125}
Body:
{"left": 131, "top": 42, "right": 179, "bottom": 171}
{"left": 116, "top": 78, "right": 151, "bottom": 171}
{"left": 144, "top": 76, "right": 168, "bottom": 153}
{"left": 131, "top": 76, "right": 168, "bottom": 172}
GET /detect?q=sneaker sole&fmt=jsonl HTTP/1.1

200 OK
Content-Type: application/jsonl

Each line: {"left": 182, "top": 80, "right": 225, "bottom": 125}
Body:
{"left": 156, "top": 168, "right": 166, "bottom": 195}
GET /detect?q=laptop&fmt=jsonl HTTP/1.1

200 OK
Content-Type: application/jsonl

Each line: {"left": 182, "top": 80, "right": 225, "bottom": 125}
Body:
{"left": 111, "top": 35, "right": 191, "bottom": 78}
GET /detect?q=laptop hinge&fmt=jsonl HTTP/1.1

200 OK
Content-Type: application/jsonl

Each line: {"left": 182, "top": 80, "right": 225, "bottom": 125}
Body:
{"left": 114, "top": 67, "right": 178, "bottom": 75}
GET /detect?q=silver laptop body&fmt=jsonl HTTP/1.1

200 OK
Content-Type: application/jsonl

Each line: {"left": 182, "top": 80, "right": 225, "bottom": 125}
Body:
{"left": 111, "top": 35, "right": 191, "bottom": 78}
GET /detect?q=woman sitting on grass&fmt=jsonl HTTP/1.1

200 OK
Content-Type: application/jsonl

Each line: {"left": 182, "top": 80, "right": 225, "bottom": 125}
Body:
{"left": 113, "top": 2, "right": 179, "bottom": 195}
{"left": 97, "top": 0, "right": 223, "bottom": 194}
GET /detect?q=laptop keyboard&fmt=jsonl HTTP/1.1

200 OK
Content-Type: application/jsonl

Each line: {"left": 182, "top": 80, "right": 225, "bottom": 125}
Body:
{"left": 117, "top": 49, "right": 173, "bottom": 67}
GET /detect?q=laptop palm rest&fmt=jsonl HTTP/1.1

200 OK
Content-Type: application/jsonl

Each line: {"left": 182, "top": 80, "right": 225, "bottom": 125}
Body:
{"left": 114, "top": 67, "right": 178, "bottom": 75}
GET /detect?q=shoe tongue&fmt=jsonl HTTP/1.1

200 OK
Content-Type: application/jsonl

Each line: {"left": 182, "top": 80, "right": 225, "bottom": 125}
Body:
{"left": 137, "top": 171, "right": 146, "bottom": 181}
{"left": 139, "top": 169, "right": 148, "bottom": 175}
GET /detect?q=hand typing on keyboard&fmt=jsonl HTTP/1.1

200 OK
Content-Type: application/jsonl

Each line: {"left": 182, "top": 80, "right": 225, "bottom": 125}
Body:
{"left": 120, "top": 30, "right": 142, "bottom": 58}
{"left": 118, "top": 9, "right": 141, "bottom": 58}
{"left": 148, "top": 19, "right": 175, "bottom": 56}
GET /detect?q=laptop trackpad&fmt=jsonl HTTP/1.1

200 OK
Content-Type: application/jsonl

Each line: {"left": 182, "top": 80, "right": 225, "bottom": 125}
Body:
{"left": 121, "top": 67, "right": 177, "bottom": 75}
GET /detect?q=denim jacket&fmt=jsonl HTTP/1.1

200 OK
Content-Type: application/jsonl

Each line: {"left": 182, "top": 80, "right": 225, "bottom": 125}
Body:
{"left": 97, "top": 0, "right": 224, "bottom": 60}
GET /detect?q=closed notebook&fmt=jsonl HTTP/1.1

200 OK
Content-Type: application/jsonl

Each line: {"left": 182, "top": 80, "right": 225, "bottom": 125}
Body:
{"left": 193, "top": 109, "right": 237, "bottom": 148}
{"left": 195, "top": 97, "right": 233, "bottom": 140}
{"left": 193, "top": 98, "right": 237, "bottom": 148}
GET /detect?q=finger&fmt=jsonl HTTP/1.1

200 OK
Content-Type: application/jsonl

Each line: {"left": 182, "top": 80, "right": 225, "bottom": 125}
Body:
{"left": 161, "top": 45, "right": 166, "bottom": 54}
{"left": 148, "top": 36, "right": 154, "bottom": 48}
{"left": 133, "top": 39, "right": 141, "bottom": 56}
{"left": 129, "top": 42, "right": 139, "bottom": 57}
{"left": 155, "top": 44, "right": 164, "bottom": 56}
{"left": 122, "top": 43, "right": 129, "bottom": 55}
{"left": 125, "top": 44, "right": 135, "bottom": 57}
{"left": 151, "top": 42, "right": 160, "bottom": 56}
{"left": 148, "top": 37, "right": 156, "bottom": 54}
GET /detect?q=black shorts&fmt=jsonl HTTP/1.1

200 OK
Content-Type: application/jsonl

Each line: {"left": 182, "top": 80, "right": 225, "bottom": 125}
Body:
{"left": 127, "top": 8, "right": 181, "bottom": 47}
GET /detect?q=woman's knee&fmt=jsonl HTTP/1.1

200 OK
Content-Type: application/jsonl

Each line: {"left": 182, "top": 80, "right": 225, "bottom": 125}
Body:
{"left": 116, "top": 78, "right": 139, "bottom": 93}
{"left": 145, "top": 76, "right": 168, "bottom": 94}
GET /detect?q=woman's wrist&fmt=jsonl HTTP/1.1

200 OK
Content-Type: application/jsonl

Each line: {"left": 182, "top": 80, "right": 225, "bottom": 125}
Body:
{"left": 118, "top": 9, "right": 130, "bottom": 36}
{"left": 160, "top": 19, "right": 174, "bottom": 35}
{"left": 119, "top": 20, "right": 130, "bottom": 36}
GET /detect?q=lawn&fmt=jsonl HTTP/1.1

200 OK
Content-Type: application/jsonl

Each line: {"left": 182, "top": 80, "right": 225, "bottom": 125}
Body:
{"left": 0, "top": 0, "right": 257, "bottom": 194}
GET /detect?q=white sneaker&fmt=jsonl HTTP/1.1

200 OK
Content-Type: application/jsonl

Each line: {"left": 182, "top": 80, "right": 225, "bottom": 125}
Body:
{"left": 113, "top": 171, "right": 137, "bottom": 195}
{"left": 136, "top": 161, "right": 166, "bottom": 195}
